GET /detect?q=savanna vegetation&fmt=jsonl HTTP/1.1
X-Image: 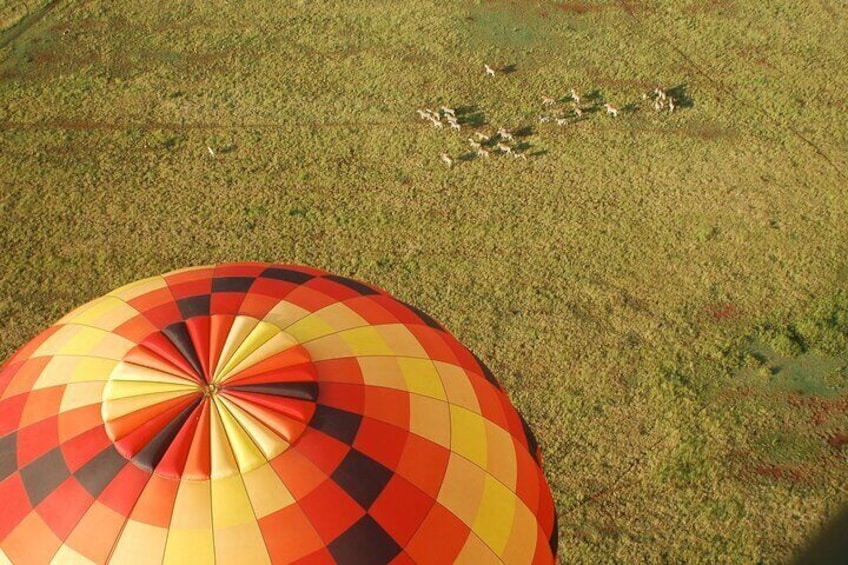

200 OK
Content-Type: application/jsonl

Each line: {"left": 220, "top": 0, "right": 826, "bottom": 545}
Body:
{"left": 1, "top": 0, "right": 847, "bottom": 562}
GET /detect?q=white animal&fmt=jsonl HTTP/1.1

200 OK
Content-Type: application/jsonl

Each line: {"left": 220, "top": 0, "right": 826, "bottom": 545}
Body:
{"left": 654, "top": 87, "right": 666, "bottom": 101}
{"left": 496, "top": 142, "right": 513, "bottom": 154}
{"left": 484, "top": 64, "right": 496, "bottom": 77}
{"left": 542, "top": 96, "right": 556, "bottom": 106}
{"left": 474, "top": 132, "right": 490, "bottom": 141}
{"left": 468, "top": 139, "right": 481, "bottom": 149}
{"left": 477, "top": 148, "right": 490, "bottom": 158}
{"left": 604, "top": 103, "right": 619, "bottom": 117}
{"left": 668, "top": 97, "right": 676, "bottom": 113}
{"left": 429, "top": 116, "right": 443, "bottom": 128}
{"left": 440, "top": 153, "right": 453, "bottom": 167}
{"left": 570, "top": 88, "right": 581, "bottom": 105}
{"left": 513, "top": 152, "right": 527, "bottom": 160}
{"left": 497, "top": 128, "right": 513, "bottom": 141}
{"left": 556, "top": 118, "right": 568, "bottom": 126}
{"left": 653, "top": 98, "right": 664, "bottom": 112}
{"left": 539, "top": 116, "right": 551, "bottom": 123}
{"left": 573, "top": 105, "right": 583, "bottom": 118}
{"left": 416, "top": 109, "right": 428, "bottom": 119}
{"left": 440, "top": 106, "right": 456, "bottom": 117}
{"left": 449, "top": 122, "right": 461, "bottom": 131}
{"left": 207, "top": 146, "right": 216, "bottom": 158}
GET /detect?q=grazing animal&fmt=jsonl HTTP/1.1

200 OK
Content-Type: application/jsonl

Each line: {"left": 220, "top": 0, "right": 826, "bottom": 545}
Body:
{"left": 604, "top": 103, "right": 619, "bottom": 117}
{"left": 570, "top": 88, "right": 580, "bottom": 105}
{"left": 468, "top": 139, "right": 481, "bottom": 149}
{"left": 668, "top": 97, "right": 676, "bottom": 113}
{"left": 496, "top": 142, "right": 512, "bottom": 154}
{"left": 429, "top": 116, "right": 443, "bottom": 128}
{"left": 542, "top": 96, "right": 556, "bottom": 106}
{"left": 450, "top": 122, "right": 461, "bottom": 131}
{"left": 474, "top": 132, "right": 490, "bottom": 141}
{"left": 539, "top": 116, "right": 552, "bottom": 123}
{"left": 654, "top": 87, "right": 666, "bottom": 101}
{"left": 653, "top": 98, "right": 664, "bottom": 112}
{"left": 556, "top": 118, "right": 568, "bottom": 126}
{"left": 446, "top": 114, "right": 458, "bottom": 124}
{"left": 497, "top": 128, "right": 513, "bottom": 141}
{"left": 417, "top": 109, "right": 430, "bottom": 119}
{"left": 440, "top": 106, "right": 456, "bottom": 117}
{"left": 484, "top": 64, "right": 496, "bottom": 77}
{"left": 207, "top": 146, "right": 216, "bottom": 158}
{"left": 440, "top": 153, "right": 453, "bottom": 167}
{"left": 573, "top": 105, "right": 583, "bottom": 118}
{"left": 477, "top": 148, "right": 490, "bottom": 158}
{"left": 513, "top": 152, "right": 527, "bottom": 160}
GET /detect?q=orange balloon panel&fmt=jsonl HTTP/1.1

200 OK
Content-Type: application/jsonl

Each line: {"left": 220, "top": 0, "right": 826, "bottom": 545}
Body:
{"left": 0, "top": 263, "right": 558, "bottom": 564}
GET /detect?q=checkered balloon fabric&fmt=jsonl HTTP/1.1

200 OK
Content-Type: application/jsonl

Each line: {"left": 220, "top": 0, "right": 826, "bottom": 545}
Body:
{"left": 0, "top": 263, "right": 558, "bottom": 564}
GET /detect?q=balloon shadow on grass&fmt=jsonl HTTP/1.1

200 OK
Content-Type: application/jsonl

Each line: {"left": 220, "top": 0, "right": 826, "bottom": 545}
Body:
{"left": 791, "top": 504, "right": 848, "bottom": 564}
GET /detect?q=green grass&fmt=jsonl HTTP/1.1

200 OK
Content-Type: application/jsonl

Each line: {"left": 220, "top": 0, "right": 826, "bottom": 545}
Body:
{"left": 2, "top": 0, "right": 848, "bottom": 562}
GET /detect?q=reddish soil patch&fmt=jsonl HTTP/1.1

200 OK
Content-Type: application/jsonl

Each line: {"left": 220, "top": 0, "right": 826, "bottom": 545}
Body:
{"left": 708, "top": 302, "right": 737, "bottom": 320}
{"left": 556, "top": 1, "right": 650, "bottom": 14}
{"left": 684, "top": 122, "right": 735, "bottom": 141}
{"left": 48, "top": 19, "right": 105, "bottom": 35}
{"left": 787, "top": 394, "right": 847, "bottom": 413}
{"left": 30, "top": 51, "right": 55, "bottom": 66}
{"left": 826, "top": 432, "right": 848, "bottom": 449}
{"left": 1, "top": 49, "right": 100, "bottom": 81}
{"left": 754, "top": 465, "right": 806, "bottom": 483}
{"left": 728, "top": 451, "right": 813, "bottom": 485}
{"left": 787, "top": 393, "right": 848, "bottom": 426}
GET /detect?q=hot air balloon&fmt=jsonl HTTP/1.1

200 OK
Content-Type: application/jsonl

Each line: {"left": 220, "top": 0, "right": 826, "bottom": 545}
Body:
{"left": 0, "top": 263, "right": 558, "bottom": 564}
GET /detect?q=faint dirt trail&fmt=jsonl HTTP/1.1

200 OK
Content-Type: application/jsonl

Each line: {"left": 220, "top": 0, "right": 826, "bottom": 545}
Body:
{"left": 0, "top": 0, "right": 62, "bottom": 50}
{"left": 615, "top": 0, "right": 848, "bottom": 182}
{"left": 0, "top": 119, "right": 408, "bottom": 132}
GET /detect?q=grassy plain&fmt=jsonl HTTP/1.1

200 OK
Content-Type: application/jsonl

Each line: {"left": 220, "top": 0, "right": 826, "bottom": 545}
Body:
{"left": 1, "top": 0, "right": 847, "bottom": 562}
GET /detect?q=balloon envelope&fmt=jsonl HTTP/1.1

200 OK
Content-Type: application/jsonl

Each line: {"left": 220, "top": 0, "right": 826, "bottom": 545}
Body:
{"left": 0, "top": 263, "right": 557, "bottom": 564}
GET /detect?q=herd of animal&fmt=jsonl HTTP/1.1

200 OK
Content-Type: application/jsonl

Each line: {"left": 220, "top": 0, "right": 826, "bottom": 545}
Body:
{"left": 418, "top": 105, "right": 527, "bottom": 165}
{"left": 420, "top": 64, "right": 683, "bottom": 167}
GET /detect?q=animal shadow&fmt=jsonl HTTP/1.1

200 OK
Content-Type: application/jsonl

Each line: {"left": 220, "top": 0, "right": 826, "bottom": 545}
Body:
{"left": 666, "top": 84, "right": 694, "bottom": 108}
{"left": 461, "top": 112, "right": 487, "bottom": 128}
{"left": 513, "top": 125, "right": 534, "bottom": 138}
{"left": 583, "top": 89, "right": 603, "bottom": 103}
{"left": 500, "top": 64, "right": 518, "bottom": 74}
{"left": 456, "top": 104, "right": 487, "bottom": 127}
{"left": 622, "top": 102, "right": 641, "bottom": 114}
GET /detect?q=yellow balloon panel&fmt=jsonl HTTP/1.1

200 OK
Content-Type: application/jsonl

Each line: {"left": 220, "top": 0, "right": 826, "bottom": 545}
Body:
{"left": 110, "top": 521, "right": 167, "bottom": 565}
